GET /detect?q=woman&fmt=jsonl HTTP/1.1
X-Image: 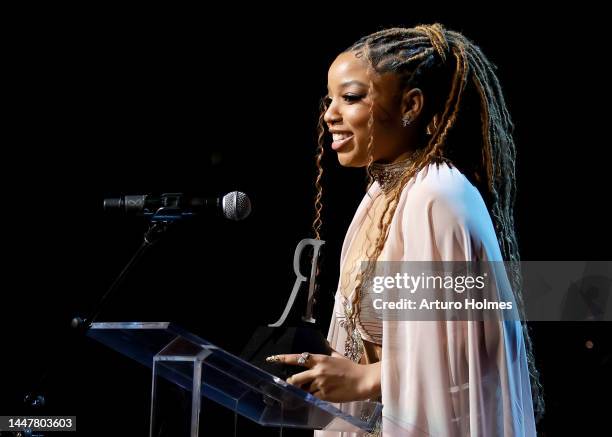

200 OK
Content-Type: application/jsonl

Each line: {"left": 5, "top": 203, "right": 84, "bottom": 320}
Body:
{"left": 268, "top": 23, "right": 542, "bottom": 436}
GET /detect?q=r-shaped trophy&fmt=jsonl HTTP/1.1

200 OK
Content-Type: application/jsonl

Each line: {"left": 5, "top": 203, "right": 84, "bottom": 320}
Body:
{"left": 240, "top": 238, "right": 331, "bottom": 379}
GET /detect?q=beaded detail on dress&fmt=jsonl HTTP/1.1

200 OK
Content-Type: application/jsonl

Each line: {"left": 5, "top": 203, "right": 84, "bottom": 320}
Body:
{"left": 339, "top": 299, "right": 365, "bottom": 362}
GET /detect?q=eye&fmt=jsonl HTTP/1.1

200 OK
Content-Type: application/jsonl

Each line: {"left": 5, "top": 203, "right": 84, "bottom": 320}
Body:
{"left": 323, "top": 94, "right": 365, "bottom": 106}
{"left": 342, "top": 94, "right": 364, "bottom": 103}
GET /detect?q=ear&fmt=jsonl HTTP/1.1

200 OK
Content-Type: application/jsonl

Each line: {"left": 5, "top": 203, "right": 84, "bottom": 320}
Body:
{"left": 400, "top": 87, "right": 424, "bottom": 121}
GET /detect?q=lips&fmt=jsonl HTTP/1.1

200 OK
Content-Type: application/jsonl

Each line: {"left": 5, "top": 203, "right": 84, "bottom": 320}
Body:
{"left": 331, "top": 133, "right": 354, "bottom": 151}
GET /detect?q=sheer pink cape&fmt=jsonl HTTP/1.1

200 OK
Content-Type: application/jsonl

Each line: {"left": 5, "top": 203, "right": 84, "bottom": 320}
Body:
{"left": 315, "top": 163, "right": 536, "bottom": 436}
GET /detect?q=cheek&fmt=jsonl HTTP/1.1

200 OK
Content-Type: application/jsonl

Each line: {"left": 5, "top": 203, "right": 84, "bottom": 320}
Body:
{"left": 367, "top": 125, "right": 396, "bottom": 157}
{"left": 345, "top": 106, "right": 371, "bottom": 132}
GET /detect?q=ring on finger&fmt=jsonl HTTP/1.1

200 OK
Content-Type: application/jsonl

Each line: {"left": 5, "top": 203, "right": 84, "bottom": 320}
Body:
{"left": 297, "top": 352, "right": 311, "bottom": 366}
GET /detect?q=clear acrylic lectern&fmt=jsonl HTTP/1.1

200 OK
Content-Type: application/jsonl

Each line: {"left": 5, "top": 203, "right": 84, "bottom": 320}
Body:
{"left": 87, "top": 322, "right": 382, "bottom": 436}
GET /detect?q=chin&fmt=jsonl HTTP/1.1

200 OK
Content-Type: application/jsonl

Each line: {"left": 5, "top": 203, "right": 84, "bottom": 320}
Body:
{"left": 337, "top": 152, "right": 367, "bottom": 168}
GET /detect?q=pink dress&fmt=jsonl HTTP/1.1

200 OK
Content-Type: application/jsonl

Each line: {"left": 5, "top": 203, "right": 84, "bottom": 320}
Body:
{"left": 315, "top": 162, "right": 536, "bottom": 436}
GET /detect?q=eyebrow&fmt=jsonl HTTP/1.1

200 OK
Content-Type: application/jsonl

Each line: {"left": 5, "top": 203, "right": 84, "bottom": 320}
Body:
{"left": 327, "top": 80, "right": 368, "bottom": 92}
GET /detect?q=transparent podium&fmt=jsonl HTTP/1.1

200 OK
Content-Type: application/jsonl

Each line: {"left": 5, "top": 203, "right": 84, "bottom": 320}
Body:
{"left": 87, "top": 322, "right": 382, "bottom": 436}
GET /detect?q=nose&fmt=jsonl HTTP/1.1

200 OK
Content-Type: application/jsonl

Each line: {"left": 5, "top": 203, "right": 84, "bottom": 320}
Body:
{"left": 323, "top": 100, "right": 341, "bottom": 127}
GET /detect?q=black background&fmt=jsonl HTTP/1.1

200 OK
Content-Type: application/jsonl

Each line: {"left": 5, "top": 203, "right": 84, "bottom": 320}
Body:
{"left": 2, "top": 5, "right": 610, "bottom": 436}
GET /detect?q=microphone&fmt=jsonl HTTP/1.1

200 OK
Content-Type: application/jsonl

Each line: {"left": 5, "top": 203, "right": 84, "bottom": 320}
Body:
{"left": 103, "top": 191, "right": 252, "bottom": 221}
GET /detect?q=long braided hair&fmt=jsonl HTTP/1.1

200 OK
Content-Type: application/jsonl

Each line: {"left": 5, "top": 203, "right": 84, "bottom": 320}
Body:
{"left": 312, "top": 23, "right": 544, "bottom": 422}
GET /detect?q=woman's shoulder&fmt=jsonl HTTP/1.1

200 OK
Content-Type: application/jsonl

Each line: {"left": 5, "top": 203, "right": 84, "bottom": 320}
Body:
{"left": 396, "top": 162, "right": 501, "bottom": 260}
{"left": 402, "top": 162, "right": 482, "bottom": 218}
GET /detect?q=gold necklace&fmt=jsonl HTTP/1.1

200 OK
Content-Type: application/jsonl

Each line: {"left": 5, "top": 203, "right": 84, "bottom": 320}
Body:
{"left": 369, "top": 157, "right": 414, "bottom": 193}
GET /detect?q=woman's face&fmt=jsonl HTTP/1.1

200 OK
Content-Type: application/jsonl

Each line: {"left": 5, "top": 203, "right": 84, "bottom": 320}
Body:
{"left": 324, "top": 51, "right": 419, "bottom": 167}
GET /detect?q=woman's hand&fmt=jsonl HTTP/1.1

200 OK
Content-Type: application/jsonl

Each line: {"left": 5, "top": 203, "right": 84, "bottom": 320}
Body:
{"left": 266, "top": 353, "right": 381, "bottom": 402}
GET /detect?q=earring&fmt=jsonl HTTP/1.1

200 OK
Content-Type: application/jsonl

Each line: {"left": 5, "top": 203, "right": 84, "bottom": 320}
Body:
{"left": 401, "top": 115, "right": 413, "bottom": 127}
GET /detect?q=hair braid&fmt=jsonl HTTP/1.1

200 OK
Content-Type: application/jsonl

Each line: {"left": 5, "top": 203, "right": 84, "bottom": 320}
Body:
{"left": 312, "top": 96, "right": 327, "bottom": 240}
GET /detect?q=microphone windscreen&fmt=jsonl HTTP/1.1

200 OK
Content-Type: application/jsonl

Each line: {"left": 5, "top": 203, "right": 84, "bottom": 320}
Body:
{"left": 222, "top": 191, "right": 251, "bottom": 221}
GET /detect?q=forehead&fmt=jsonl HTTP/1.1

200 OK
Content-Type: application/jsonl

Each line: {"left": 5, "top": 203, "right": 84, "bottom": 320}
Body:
{"left": 327, "top": 52, "right": 369, "bottom": 88}
{"left": 327, "top": 51, "right": 400, "bottom": 95}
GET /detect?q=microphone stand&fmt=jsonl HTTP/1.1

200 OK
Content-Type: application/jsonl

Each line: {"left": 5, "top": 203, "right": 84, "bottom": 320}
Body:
{"left": 72, "top": 220, "right": 169, "bottom": 330}
{"left": 22, "top": 214, "right": 175, "bottom": 435}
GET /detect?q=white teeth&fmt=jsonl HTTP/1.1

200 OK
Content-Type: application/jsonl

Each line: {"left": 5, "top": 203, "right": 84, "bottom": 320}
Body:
{"left": 332, "top": 133, "right": 353, "bottom": 141}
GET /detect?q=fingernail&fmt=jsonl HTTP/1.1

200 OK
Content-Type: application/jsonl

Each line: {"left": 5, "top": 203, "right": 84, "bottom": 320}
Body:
{"left": 266, "top": 355, "right": 279, "bottom": 363}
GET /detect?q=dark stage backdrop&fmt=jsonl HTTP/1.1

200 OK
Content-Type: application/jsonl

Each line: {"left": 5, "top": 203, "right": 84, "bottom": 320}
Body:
{"left": 2, "top": 6, "right": 610, "bottom": 437}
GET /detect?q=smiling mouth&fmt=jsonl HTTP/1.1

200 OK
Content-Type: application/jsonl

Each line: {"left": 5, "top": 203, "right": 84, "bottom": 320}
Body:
{"left": 331, "top": 134, "right": 354, "bottom": 151}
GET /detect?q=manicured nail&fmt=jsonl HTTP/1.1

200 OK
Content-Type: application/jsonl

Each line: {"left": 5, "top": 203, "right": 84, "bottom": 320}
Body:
{"left": 266, "top": 355, "right": 280, "bottom": 363}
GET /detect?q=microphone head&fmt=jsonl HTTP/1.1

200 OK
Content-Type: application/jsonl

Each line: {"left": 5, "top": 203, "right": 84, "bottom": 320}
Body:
{"left": 222, "top": 191, "right": 251, "bottom": 221}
